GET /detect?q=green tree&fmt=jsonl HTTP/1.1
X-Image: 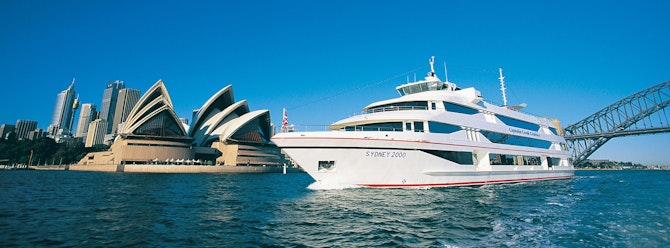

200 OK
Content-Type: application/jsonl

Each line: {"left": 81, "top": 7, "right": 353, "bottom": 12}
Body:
{"left": 54, "top": 141, "right": 87, "bottom": 164}
{"left": 32, "top": 137, "right": 58, "bottom": 165}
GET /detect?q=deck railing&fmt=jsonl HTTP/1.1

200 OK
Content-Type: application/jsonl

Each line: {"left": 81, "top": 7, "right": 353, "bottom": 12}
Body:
{"left": 278, "top": 125, "right": 404, "bottom": 132}
{"left": 364, "top": 106, "right": 428, "bottom": 114}
{"left": 343, "top": 126, "right": 404, "bottom": 132}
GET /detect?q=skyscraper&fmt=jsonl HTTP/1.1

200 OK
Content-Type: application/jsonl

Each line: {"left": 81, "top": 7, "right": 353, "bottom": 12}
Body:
{"left": 27, "top": 129, "right": 45, "bottom": 140}
{"left": 15, "top": 120, "right": 38, "bottom": 140}
{"left": 85, "top": 119, "right": 108, "bottom": 147}
{"left": 112, "top": 88, "right": 140, "bottom": 134}
{"left": 0, "top": 124, "right": 15, "bottom": 139}
{"left": 99, "top": 80, "right": 124, "bottom": 134}
{"left": 75, "top": 103, "right": 97, "bottom": 138}
{"left": 48, "top": 79, "right": 77, "bottom": 139}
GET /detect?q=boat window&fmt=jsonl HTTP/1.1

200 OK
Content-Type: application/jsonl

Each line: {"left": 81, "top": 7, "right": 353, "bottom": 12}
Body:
{"left": 431, "top": 102, "right": 437, "bottom": 110}
{"left": 489, "top": 154, "right": 542, "bottom": 166}
{"left": 397, "top": 81, "right": 446, "bottom": 96}
{"left": 414, "top": 122, "right": 424, "bottom": 132}
{"left": 366, "top": 101, "right": 428, "bottom": 113}
{"left": 523, "top": 156, "right": 541, "bottom": 165}
{"left": 548, "top": 157, "right": 561, "bottom": 167}
{"left": 403, "top": 83, "right": 427, "bottom": 95}
{"left": 405, "top": 122, "right": 412, "bottom": 131}
{"left": 490, "top": 153, "right": 514, "bottom": 165}
{"left": 480, "top": 130, "right": 552, "bottom": 149}
{"left": 497, "top": 115, "right": 540, "bottom": 131}
{"left": 443, "top": 102, "right": 479, "bottom": 115}
{"left": 428, "top": 121, "right": 461, "bottom": 134}
{"left": 344, "top": 122, "right": 403, "bottom": 132}
{"left": 423, "top": 150, "right": 473, "bottom": 164}
{"left": 548, "top": 127, "right": 558, "bottom": 135}
{"left": 318, "top": 161, "right": 336, "bottom": 172}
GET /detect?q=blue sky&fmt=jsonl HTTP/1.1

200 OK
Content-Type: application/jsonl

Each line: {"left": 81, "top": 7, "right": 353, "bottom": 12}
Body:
{"left": 1, "top": 0, "right": 668, "bottom": 165}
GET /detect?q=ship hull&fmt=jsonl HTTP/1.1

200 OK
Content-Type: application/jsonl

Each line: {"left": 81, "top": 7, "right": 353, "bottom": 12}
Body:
{"left": 274, "top": 134, "right": 574, "bottom": 188}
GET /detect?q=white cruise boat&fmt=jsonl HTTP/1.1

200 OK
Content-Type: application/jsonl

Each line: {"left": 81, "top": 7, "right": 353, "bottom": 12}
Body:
{"left": 272, "top": 57, "right": 574, "bottom": 188}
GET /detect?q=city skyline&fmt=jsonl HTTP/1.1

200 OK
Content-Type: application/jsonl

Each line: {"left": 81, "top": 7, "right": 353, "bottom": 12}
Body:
{"left": 1, "top": 1, "right": 669, "bottom": 165}
{"left": 0, "top": 78, "right": 143, "bottom": 144}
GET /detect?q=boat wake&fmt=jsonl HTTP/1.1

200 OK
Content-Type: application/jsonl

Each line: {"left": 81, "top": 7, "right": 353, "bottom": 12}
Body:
{"left": 307, "top": 181, "right": 360, "bottom": 190}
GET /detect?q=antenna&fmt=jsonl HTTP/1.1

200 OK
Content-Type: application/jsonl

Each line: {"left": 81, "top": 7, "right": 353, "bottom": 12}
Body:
{"left": 498, "top": 68, "right": 507, "bottom": 106}
{"left": 443, "top": 61, "right": 449, "bottom": 82}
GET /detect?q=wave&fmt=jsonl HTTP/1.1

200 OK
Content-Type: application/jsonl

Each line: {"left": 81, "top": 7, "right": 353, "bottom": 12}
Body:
{"left": 306, "top": 181, "right": 361, "bottom": 190}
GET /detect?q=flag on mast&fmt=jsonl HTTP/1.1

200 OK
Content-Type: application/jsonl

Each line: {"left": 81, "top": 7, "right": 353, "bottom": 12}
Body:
{"left": 281, "top": 108, "right": 288, "bottom": 129}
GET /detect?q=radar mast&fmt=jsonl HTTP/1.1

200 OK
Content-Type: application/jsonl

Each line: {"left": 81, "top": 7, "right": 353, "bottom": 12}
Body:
{"left": 428, "top": 56, "right": 436, "bottom": 77}
{"left": 499, "top": 68, "right": 507, "bottom": 106}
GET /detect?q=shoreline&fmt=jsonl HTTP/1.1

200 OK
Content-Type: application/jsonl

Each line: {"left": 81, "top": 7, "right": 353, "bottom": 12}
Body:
{"left": 69, "top": 164, "right": 303, "bottom": 174}
{"left": 0, "top": 164, "right": 308, "bottom": 174}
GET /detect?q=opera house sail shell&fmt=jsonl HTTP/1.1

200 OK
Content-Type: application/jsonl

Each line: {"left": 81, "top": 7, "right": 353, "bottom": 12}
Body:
{"left": 189, "top": 85, "right": 244, "bottom": 147}
{"left": 122, "top": 80, "right": 189, "bottom": 139}
{"left": 189, "top": 85, "right": 283, "bottom": 166}
{"left": 77, "top": 80, "right": 195, "bottom": 167}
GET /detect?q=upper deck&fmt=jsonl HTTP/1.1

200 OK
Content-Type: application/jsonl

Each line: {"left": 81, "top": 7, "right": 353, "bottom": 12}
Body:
{"left": 395, "top": 77, "right": 455, "bottom": 96}
{"left": 395, "top": 56, "right": 458, "bottom": 96}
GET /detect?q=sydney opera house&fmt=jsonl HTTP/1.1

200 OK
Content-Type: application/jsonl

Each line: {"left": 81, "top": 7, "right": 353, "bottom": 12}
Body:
{"left": 72, "top": 80, "right": 287, "bottom": 173}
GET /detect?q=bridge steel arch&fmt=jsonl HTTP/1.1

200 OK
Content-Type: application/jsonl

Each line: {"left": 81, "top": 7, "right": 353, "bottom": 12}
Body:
{"left": 564, "top": 81, "right": 670, "bottom": 165}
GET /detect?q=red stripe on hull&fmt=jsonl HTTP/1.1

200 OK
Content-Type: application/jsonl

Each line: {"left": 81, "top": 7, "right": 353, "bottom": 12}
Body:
{"left": 359, "top": 175, "right": 574, "bottom": 188}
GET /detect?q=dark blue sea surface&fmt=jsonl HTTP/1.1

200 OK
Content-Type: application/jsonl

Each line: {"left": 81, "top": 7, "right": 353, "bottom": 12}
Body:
{"left": 1, "top": 170, "right": 668, "bottom": 247}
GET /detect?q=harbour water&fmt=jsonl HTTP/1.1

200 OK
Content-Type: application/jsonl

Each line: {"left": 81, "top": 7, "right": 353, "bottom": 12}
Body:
{"left": 1, "top": 170, "right": 668, "bottom": 247}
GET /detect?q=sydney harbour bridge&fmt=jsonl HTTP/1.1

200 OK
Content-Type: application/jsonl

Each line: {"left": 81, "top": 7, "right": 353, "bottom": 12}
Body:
{"left": 563, "top": 80, "right": 670, "bottom": 165}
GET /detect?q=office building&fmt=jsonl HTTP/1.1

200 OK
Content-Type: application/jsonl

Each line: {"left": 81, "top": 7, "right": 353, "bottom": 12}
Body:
{"left": 27, "top": 129, "right": 45, "bottom": 140}
{"left": 75, "top": 103, "right": 97, "bottom": 139}
{"left": 99, "top": 80, "right": 124, "bottom": 134}
{"left": 0, "top": 124, "right": 15, "bottom": 139}
{"left": 85, "top": 119, "right": 108, "bottom": 147}
{"left": 48, "top": 80, "right": 77, "bottom": 140}
{"left": 111, "top": 88, "right": 140, "bottom": 135}
{"left": 15, "top": 120, "right": 38, "bottom": 140}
